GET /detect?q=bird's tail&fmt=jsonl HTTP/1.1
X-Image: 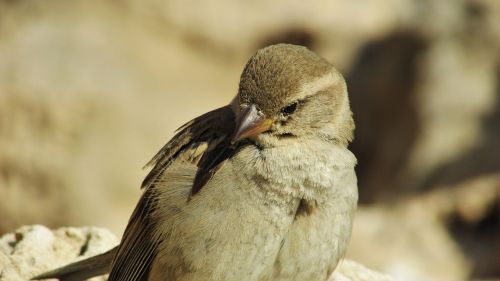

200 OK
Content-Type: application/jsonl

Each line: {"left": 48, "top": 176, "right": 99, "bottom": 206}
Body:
{"left": 32, "top": 246, "right": 118, "bottom": 281}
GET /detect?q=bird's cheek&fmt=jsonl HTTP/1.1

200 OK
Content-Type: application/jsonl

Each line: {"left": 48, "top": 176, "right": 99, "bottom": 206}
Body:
{"left": 272, "top": 121, "right": 285, "bottom": 132}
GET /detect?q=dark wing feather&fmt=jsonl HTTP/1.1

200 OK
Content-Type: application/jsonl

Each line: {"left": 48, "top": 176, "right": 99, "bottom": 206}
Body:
{"left": 191, "top": 137, "right": 238, "bottom": 196}
{"left": 141, "top": 105, "right": 236, "bottom": 193}
{"left": 108, "top": 105, "right": 237, "bottom": 281}
{"left": 31, "top": 247, "right": 117, "bottom": 281}
{"left": 108, "top": 188, "right": 161, "bottom": 281}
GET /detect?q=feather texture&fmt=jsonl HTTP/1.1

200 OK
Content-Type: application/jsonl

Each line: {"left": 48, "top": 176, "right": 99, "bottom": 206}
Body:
{"left": 142, "top": 105, "right": 236, "bottom": 196}
{"left": 109, "top": 105, "right": 238, "bottom": 281}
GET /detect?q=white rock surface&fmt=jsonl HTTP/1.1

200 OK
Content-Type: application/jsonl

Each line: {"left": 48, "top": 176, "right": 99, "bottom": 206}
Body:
{"left": 331, "top": 260, "right": 394, "bottom": 281}
{"left": 0, "top": 225, "right": 392, "bottom": 281}
{"left": 0, "top": 225, "right": 118, "bottom": 281}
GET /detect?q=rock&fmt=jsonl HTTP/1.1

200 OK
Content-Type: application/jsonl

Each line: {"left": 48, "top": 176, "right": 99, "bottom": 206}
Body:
{"left": 348, "top": 0, "right": 500, "bottom": 202}
{"left": 331, "top": 260, "right": 394, "bottom": 281}
{"left": 422, "top": 173, "right": 500, "bottom": 278}
{"left": 347, "top": 200, "right": 472, "bottom": 281}
{"left": 0, "top": 225, "right": 118, "bottom": 281}
{"left": 0, "top": 225, "right": 391, "bottom": 281}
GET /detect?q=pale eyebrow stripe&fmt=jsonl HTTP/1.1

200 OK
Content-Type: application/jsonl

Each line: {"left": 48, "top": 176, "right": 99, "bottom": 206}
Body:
{"left": 296, "top": 70, "right": 337, "bottom": 101}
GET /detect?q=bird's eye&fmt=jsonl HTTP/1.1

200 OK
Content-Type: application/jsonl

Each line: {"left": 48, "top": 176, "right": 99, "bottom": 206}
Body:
{"left": 281, "top": 102, "right": 298, "bottom": 116}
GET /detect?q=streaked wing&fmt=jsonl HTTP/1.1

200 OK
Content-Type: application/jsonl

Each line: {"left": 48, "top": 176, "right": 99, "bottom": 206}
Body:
{"left": 108, "top": 188, "right": 159, "bottom": 281}
{"left": 142, "top": 105, "right": 236, "bottom": 194}
{"left": 108, "top": 105, "right": 237, "bottom": 281}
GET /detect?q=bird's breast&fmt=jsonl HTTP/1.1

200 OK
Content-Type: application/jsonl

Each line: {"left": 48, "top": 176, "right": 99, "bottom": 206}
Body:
{"left": 230, "top": 140, "right": 356, "bottom": 204}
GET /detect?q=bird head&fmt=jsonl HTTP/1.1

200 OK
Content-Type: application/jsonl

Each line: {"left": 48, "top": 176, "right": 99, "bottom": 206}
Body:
{"left": 231, "top": 44, "right": 354, "bottom": 147}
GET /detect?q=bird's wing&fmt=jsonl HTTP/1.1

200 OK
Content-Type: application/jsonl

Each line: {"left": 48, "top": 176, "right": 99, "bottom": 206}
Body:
{"left": 31, "top": 247, "right": 117, "bottom": 281}
{"left": 108, "top": 105, "right": 237, "bottom": 281}
{"left": 141, "top": 105, "right": 237, "bottom": 195}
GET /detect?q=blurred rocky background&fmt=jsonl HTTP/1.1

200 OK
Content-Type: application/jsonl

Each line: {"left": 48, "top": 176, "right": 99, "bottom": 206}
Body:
{"left": 0, "top": 0, "right": 499, "bottom": 280}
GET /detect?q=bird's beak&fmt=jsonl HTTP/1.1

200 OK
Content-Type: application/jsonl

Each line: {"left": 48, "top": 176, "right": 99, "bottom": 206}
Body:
{"left": 232, "top": 104, "right": 273, "bottom": 143}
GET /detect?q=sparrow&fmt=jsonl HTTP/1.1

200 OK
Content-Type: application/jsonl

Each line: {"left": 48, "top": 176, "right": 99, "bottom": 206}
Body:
{"left": 33, "top": 43, "right": 358, "bottom": 281}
